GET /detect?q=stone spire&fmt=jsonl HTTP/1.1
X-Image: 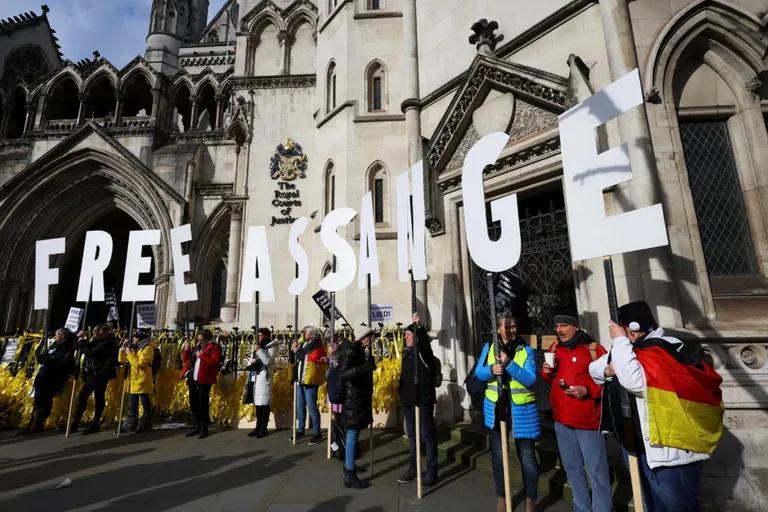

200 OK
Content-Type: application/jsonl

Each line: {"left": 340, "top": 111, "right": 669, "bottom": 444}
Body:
{"left": 469, "top": 19, "right": 504, "bottom": 56}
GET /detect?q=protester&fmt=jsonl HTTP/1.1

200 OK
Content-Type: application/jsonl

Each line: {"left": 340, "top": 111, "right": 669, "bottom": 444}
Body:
{"left": 336, "top": 327, "right": 376, "bottom": 489}
{"left": 326, "top": 328, "right": 346, "bottom": 459}
{"left": 243, "top": 328, "right": 275, "bottom": 438}
{"left": 541, "top": 310, "right": 612, "bottom": 512}
{"left": 119, "top": 329, "right": 155, "bottom": 434}
{"left": 589, "top": 301, "right": 724, "bottom": 512}
{"left": 290, "top": 325, "right": 327, "bottom": 446}
{"left": 475, "top": 315, "right": 539, "bottom": 512}
{"left": 70, "top": 323, "right": 118, "bottom": 435}
{"left": 181, "top": 328, "right": 222, "bottom": 439}
{"left": 20, "top": 328, "right": 75, "bottom": 434}
{"left": 397, "top": 315, "right": 438, "bottom": 487}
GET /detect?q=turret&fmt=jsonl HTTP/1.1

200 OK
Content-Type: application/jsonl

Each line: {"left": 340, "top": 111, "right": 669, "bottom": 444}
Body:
{"left": 145, "top": 0, "right": 210, "bottom": 75}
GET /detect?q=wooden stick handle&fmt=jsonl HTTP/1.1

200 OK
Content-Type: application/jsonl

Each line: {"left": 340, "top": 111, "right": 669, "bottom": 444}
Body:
{"left": 116, "top": 368, "right": 127, "bottom": 438}
{"left": 64, "top": 378, "right": 77, "bottom": 438}
{"left": 416, "top": 406, "right": 422, "bottom": 499}
{"left": 628, "top": 453, "right": 645, "bottom": 511}
{"left": 369, "top": 423, "right": 374, "bottom": 479}
{"left": 292, "top": 382, "right": 297, "bottom": 445}
{"left": 326, "top": 406, "right": 332, "bottom": 459}
{"left": 500, "top": 420, "right": 512, "bottom": 512}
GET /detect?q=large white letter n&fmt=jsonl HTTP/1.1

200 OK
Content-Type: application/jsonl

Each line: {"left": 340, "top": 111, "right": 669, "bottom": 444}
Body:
{"left": 461, "top": 132, "right": 521, "bottom": 272}
{"left": 558, "top": 69, "right": 668, "bottom": 261}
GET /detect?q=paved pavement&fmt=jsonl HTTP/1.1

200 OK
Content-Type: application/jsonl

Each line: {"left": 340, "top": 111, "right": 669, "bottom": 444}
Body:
{"left": 0, "top": 426, "right": 571, "bottom": 512}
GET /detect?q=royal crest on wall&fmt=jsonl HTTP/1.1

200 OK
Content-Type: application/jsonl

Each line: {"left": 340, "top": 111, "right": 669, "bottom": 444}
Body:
{"left": 270, "top": 138, "right": 308, "bottom": 181}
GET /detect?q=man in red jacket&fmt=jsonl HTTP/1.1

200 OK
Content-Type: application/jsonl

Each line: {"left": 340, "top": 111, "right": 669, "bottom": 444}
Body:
{"left": 541, "top": 311, "right": 612, "bottom": 512}
{"left": 181, "top": 329, "right": 222, "bottom": 439}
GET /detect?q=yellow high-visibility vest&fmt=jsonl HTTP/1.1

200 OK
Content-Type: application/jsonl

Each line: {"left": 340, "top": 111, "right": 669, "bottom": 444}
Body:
{"left": 485, "top": 344, "right": 535, "bottom": 405}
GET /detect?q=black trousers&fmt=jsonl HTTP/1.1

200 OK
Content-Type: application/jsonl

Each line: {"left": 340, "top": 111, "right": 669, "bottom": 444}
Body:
{"left": 255, "top": 405, "right": 270, "bottom": 434}
{"left": 74, "top": 375, "right": 109, "bottom": 427}
{"left": 32, "top": 381, "right": 55, "bottom": 427}
{"left": 188, "top": 380, "right": 212, "bottom": 430}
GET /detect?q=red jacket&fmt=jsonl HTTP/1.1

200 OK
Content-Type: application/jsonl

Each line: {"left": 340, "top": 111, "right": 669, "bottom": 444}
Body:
{"left": 541, "top": 335, "right": 606, "bottom": 430}
{"left": 181, "top": 341, "right": 222, "bottom": 385}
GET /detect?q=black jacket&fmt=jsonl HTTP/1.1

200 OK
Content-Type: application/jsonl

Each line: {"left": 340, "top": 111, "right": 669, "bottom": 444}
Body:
{"left": 398, "top": 326, "right": 436, "bottom": 407}
{"left": 337, "top": 339, "right": 375, "bottom": 429}
{"left": 81, "top": 333, "right": 118, "bottom": 381}
{"left": 34, "top": 335, "right": 75, "bottom": 394}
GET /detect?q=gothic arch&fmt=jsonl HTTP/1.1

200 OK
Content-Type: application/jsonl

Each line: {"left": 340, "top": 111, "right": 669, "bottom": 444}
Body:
{"left": 82, "top": 67, "right": 119, "bottom": 92}
{"left": 44, "top": 69, "right": 83, "bottom": 96}
{"left": 191, "top": 202, "right": 231, "bottom": 321}
{"left": 285, "top": 8, "right": 317, "bottom": 36}
{"left": 119, "top": 66, "right": 157, "bottom": 93}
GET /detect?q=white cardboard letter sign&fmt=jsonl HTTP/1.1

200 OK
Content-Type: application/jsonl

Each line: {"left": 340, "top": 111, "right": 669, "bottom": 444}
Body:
{"left": 358, "top": 192, "right": 381, "bottom": 289}
{"left": 462, "top": 132, "right": 522, "bottom": 272}
{"left": 396, "top": 162, "right": 427, "bottom": 281}
{"left": 76, "top": 230, "right": 113, "bottom": 302}
{"left": 288, "top": 217, "right": 310, "bottom": 296}
{"left": 319, "top": 207, "right": 358, "bottom": 292}
{"left": 34, "top": 238, "right": 65, "bottom": 310}
{"left": 170, "top": 224, "right": 198, "bottom": 302}
{"left": 239, "top": 226, "right": 276, "bottom": 302}
{"left": 559, "top": 69, "right": 668, "bottom": 261}
{"left": 122, "top": 230, "right": 161, "bottom": 302}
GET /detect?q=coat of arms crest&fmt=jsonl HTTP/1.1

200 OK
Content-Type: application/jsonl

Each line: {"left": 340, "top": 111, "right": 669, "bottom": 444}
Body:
{"left": 270, "top": 138, "right": 308, "bottom": 180}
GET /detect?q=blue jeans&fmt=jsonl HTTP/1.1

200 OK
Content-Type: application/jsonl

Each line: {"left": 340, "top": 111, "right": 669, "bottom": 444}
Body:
{"left": 345, "top": 428, "right": 359, "bottom": 471}
{"left": 622, "top": 448, "right": 702, "bottom": 512}
{"left": 554, "top": 421, "right": 613, "bottom": 512}
{"left": 403, "top": 405, "right": 438, "bottom": 478}
{"left": 128, "top": 393, "right": 151, "bottom": 420}
{"left": 489, "top": 428, "right": 539, "bottom": 499}
{"left": 296, "top": 384, "right": 320, "bottom": 436}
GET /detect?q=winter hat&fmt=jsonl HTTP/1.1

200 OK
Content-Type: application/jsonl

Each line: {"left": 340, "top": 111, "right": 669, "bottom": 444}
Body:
{"left": 618, "top": 301, "right": 657, "bottom": 333}
{"left": 553, "top": 308, "right": 579, "bottom": 327}
{"left": 133, "top": 329, "right": 149, "bottom": 340}
{"left": 355, "top": 327, "right": 374, "bottom": 343}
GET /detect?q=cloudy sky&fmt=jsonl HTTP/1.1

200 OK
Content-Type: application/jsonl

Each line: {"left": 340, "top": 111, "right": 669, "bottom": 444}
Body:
{"left": 0, "top": 0, "right": 228, "bottom": 68}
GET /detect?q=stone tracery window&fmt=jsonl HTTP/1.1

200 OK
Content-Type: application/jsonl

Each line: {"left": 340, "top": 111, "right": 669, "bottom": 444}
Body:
{"left": 324, "top": 161, "right": 336, "bottom": 215}
{"left": 367, "top": 161, "right": 389, "bottom": 225}
{"left": 365, "top": 60, "right": 387, "bottom": 112}
{"left": 1, "top": 46, "right": 50, "bottom": 86}
{"left": 326, "top": 60, "right": 337, "bottom": 112}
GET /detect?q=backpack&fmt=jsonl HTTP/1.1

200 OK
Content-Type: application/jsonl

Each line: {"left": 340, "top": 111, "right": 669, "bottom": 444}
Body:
{"left": 152, "top": 346, "right": 162, "bottom": 377}
{"left": 327, "top": 365, "right": 344, "bottom": 404}
{"left": 464, "top": 357, "right": 487, "bottom": 406}
{"left": 417, "top": 351, "right": 443, "bottom": 387}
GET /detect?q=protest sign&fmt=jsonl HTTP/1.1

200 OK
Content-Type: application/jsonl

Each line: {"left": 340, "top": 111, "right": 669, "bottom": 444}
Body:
{"left": 64, "top": 307, "right": 84, "bottom": 332}
{"left": 136, "top": 304, "right": 156, "bottom": 329}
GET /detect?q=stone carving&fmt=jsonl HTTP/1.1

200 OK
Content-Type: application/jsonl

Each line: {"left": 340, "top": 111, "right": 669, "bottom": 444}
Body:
{"left": 745, "top": 76, "right": 762, "bottom": 98}
{"left": 426, "top": 62, "right": 567, "bottom": 172}
{"left": 469, "top": 19, "right": 504, "bottom": 54}
{"left": 270, "top": 138, "right": 308, "bottom": 180}
{"left": 229, "top": 75, "right": 316, "bottom": 90}
{"left": 507, "top": 100, "right": 558, "bottom": 142}
{"left": 445, "top": 124, "right": 479, "bottom": 171}
{"left": 644, "top": 87, "right": 661, "bottom": 104}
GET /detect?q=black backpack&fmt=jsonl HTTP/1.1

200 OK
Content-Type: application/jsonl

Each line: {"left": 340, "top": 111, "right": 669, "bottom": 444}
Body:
{"left": 464, "top": 357, "right": 487, "bottom": 406}
{"left": 327, "top": 365, "right": 344, "bottom": 404}
{"left": 152, "top": 346, "right": 162, "bottom": 377}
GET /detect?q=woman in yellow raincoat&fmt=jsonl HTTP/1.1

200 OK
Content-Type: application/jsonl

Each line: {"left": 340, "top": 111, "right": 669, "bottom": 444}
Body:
{"left": 119, "top": 329, "right": 155, "bottom": 434}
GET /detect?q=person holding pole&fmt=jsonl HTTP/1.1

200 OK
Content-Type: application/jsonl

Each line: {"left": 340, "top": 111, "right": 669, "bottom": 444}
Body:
{"left": 21, "top": 328, "right": 76, "bottom": 434}
{"left": 589, "top": 301, "right": 724, "bottom": 512}
{"left": 541, "top": 310, "right": 612, "bottom": 512}
{"left": 397, "top": 320, "right": 438, "bottom": 487}
{"left": 70, "top": 323, "right": 118, "bottom": 435}
{"left": 119, "top": 329, "right": 155, "bottom": 434}
{"left": 243, "top": 328, "right": 275, "bottom": 438}
{"left": 336, "top": 327, "right": 376, "bottom": 489}
{"left": 290, "top": 325, "right": 326, "bottom": 446}
{"left": 475, "top": 314, "right": 539, "bottom": 512}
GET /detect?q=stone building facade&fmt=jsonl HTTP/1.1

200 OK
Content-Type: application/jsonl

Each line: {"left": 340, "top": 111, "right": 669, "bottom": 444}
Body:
{"left": 0, "top": 0, "right": 766, "bottom": 508}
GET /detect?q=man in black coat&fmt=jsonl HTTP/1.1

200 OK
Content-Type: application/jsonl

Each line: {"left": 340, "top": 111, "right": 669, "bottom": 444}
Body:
{"left": 397, "top": 315, "right": 439, "bottom": 486}
{"left": 70, "top": 323, "right": 118, "bottom": 435}
{"left": 21, "top": 328, "right": 76, "bottom": 434}
{"left": 337, "top": 327, "right": 376, "bottom": 489}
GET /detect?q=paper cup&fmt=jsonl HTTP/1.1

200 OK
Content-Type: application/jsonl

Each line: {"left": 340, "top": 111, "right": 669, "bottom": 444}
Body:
{"left": 544, "top": 352, "right": 555, "bottom": 366}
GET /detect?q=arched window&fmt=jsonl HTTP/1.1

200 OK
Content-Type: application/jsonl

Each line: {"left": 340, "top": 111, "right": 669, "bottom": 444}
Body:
{"left": 365, "top": 60, "right": 387, "bottom": 112}
{"left": 210, "top": 258, "right": 227, "bottom": 319}
{"left": 4, "top": 88, "right": 27, "bottom": 139}
{"left": 367, "top": 161, "right": 389, "bottom": 225}
{"left": 324, "top": 161, "right": 336, "bottom": 215}
{"left": 171, "top": 82, "right": 192, "bottom": 132}
{"left": 84, "top": 75, "right": 117, "bottom": 120}
{"left": 121, "top": 72, "right": 153, "bottom": 117}
{"left": 196, "top": 81, "right": 217, "bottom": 130}
{"left": 46, "top": 75, "right": 79, "bottom": 121}
{"left": 326, "top": 60, "right": 337, "bottom": 112}
{"left": 367, "top": 0, "right": 382, "bottom": 10}
{"left": 207, "top": 30, "right": 220, "bottom": 43}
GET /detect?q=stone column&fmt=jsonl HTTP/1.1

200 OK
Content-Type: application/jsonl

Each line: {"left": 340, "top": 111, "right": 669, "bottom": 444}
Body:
{"left": 76, "top": 92, "right": 88, "bottom": 125}
{"left": 113, "top": 91, "right": 124, "bottom": 127}
{"left": 34, "top": 92, "right": 47, "bottom": 130}
{"left": 278, "top": 30, "right": 292, "bottom": 75}
{"left": 23, "top": 101, "right": 36, "bottom": 134}
{"left": 214, "top": 94, "right": 225, "bottom": 129}
{"left": 151, "top": 85, "right": 163, "bottom": 127}
{"left": 190, "top": 95, "right": 199, "bottom": 131}
{"left": 598, "top": 0, "right": 682, "bottom": 325}
{"left": 0, "top": 102, "right": 9, "bottom": 138}
{"left": 402, "top": 0, "right": 429, "bottom": 324}
{"left": 220, "top": 201, "right": 244, "bottom": 323}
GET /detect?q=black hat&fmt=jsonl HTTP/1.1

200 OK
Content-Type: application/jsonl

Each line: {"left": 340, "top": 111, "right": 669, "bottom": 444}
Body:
{"left": 133, "top": 329, "right": 149, "bottom": 340}
{"left": 553, "top": 308, "right": 579, "bottom": 327}
{"left": 618, "top": 301, "right": 657, "bottom": 333}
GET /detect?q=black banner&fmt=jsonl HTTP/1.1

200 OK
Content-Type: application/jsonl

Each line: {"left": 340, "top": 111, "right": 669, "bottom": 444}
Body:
{"left": 311, "top": 290, "right": 343, "bottom": 322}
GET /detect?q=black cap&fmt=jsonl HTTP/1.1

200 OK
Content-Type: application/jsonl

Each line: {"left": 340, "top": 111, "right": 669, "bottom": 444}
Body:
{"left": 553, "top": 308, "right": 579, "bottom": 327}
{"left": 618, "top": 301, "right": 657, "bottom": 332}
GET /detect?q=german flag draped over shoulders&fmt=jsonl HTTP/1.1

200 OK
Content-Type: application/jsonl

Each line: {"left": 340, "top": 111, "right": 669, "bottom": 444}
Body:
{"left": 635, "top": 340, "right": 724, "bottom": 455}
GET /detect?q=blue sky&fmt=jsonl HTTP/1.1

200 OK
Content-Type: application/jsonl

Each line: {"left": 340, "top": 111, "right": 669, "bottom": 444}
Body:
{"left": 0, "top": 0, "right": 228, "bottom": 68}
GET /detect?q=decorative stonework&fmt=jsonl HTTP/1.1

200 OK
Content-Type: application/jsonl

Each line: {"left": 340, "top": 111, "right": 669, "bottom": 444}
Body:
{"left": 229, "top": 74, "right": 316, "bottom": 90}
{"left": 508, "top": 100, "right": 558, "bottom": 142}
{"left": 445, "top": 124, "right": 480, "bottom": 172}
{"left": 270, "top": 138, "right": 308, "bottom": 180}
{"left": 745, "top": 76, "right": 762, "bottom": 98}
{"left": 179, "top": 55, "right": 235, "bottom": 67}
{"left": 426, "top": 218, "right": 445, "bottom": 236}
{"left": 437, "top": 136, "right": 561, "bottom": 194}
{"left": 469, "top": 19, "right": 504, "bottom": 54}
{"left": 425, "top": 60, "right": 566, "bottom": 173}
{"left": 196, "top": 183, "right": 234, "bottom": 197}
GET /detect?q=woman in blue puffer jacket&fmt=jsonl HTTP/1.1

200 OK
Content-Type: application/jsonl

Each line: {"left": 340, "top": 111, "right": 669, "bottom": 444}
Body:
{"left": 475, "top": 314, "right": 539, "bottom": 512}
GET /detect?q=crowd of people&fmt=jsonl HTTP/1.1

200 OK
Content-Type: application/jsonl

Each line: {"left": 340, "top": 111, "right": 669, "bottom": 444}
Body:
{"left": 15, "top": 301, "right": 723, "bottom": 511}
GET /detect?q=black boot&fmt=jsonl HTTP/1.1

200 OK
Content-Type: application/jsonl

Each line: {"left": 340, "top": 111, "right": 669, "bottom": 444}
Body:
{"left": 247, "top": 427, "right": 259, "bottom": 437}
{"left": 82, "top": 422, "right": 100, "bottom": 435}
{"left": 343, "top": 469, "right": 370, "bottom": 489}
{"left": 198, "top": 424, "right": 209, "bottom": 439}
{"left": 186, "top": 423, "right": 201, "bottom": 437}
{"left": 136, "top": 417, "right": 151, "bottom": 434}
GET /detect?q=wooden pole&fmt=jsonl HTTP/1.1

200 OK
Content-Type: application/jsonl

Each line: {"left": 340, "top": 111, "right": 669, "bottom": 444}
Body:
{"left": 65, "top": 300, "right": 89, "bottom": 439}
{"left": 293, "top": 265, "right": 299, "bottom": 445}
{"left": 415, "top": 405, "right": 422, "bottom": 499}
{"left": 603, "top": 256, "right": 644, "bottom": 512}
{"left": 116, "top": 364, "right": 128, "bottom": 438}
{"left": 326, "top": 290, "right": 336, "bottom": 460}
{"left": 500, "top": 420, "right": 513, "bottom": 512}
